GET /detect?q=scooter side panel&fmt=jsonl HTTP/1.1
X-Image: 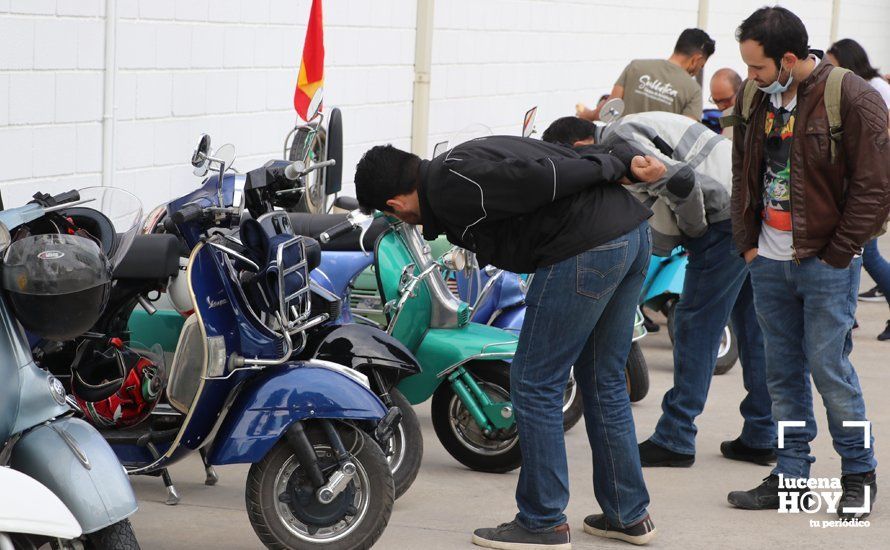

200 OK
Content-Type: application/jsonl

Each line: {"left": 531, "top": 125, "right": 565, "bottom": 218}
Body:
{"left": 9, "top": 417, "right": 138, "bottom": 534}
{"left": 128, "top": 308, "right": 186, "bottom": 354}
{"left": 311, "top": 251, "right": 374, "bottom": 298}
{"left": 641, "top": 254, "right": 688, "bottom": 306}
{"left": 490, "top": 307, "right": 524, "bottom": 336}
{"left": 397, "top": 324, "right": 517, "bottom": 405}
{"left": 208, "top": 363, "right": 387, "bottom": 465}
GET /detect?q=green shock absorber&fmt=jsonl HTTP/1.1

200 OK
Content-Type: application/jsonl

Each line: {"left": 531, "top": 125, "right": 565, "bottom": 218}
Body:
{"left": 447, "top": 366, "right": 515, "bottom": 434}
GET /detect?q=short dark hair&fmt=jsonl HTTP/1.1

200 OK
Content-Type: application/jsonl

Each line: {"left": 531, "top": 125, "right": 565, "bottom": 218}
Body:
{"left": 736, "top": 7, "right": 809, "bottom": 69}
{"left": 541, "top": 117, "right": 597, "bottom": 147}
{"left": 354, "top": 145, "right": 421, "bottom": 214}
{"left": 674, "top": 28, "right": 715, "bottom": 58}
{"left": 827, "top": 38, "right": 881, "bottom": 81}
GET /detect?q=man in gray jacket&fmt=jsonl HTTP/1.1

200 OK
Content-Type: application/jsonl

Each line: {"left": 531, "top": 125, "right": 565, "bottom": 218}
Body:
{"left": 544, "top": 114, "right": 776, "bottom": 468}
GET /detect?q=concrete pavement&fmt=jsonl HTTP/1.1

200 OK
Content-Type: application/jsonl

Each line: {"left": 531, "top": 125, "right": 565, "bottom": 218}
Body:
{"left": 129, "top": 274, "right": 890, "bottom": 549}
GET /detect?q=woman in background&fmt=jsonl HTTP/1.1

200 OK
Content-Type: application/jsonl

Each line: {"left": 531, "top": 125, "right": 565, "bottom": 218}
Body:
{"left": 827, "top": 38, "right": 890, "bottom": 341}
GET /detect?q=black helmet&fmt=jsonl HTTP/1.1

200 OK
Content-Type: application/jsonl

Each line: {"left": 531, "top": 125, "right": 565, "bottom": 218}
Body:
{"left": 1, "top": 187, "right": 142, "bottom": 341}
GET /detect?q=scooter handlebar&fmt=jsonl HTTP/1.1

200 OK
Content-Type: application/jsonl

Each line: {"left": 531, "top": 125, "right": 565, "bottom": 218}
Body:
{"left": 319, "top": 219, "right": 354, "bottom": 244}
{"left": 172, "top": 203, "right": 205, "bottom": 225}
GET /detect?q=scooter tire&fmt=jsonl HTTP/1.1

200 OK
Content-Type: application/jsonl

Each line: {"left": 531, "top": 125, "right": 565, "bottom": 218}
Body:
{"left": 83, "top": 519, "right": 140, "bottom": 550}
{"left": 388, "top": 389, "right": 423, "bottom": 499}
{"left": 626, "top": 342, "right": 650, "bottom": 403}
{"left": 562, "top": 369, "right": 584, "bottom": 432}
{"left": 714, "top": 324, "right": 739, "bottom": 375}
{"left": 246, "top": 424, "right": 394, "bottom": 550}
{"left": 431, "top": 361, "right": 522, "bottom": 474}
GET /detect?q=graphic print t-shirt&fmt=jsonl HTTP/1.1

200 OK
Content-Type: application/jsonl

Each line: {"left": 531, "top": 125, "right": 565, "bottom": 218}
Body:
{"left": 615, "top": 59, "right": 702, "bottom": 119}
{"left": 757, "top": 95, "right": 796, "bottom": 260}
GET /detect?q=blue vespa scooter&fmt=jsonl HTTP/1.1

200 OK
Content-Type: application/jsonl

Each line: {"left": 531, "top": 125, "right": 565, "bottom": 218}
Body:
{"left": 45, "top": 140, "right": 401, "bottom": 549}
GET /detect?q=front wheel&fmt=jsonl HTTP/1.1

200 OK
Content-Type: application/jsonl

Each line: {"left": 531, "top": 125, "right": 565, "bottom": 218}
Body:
{"left": 625, "top": 342, "right": 649, "bottom": 403}
{"left": 386, "top": 389, "right": 423, "bottom": 499}
{"left": 714, "top": 324, "right": 739, "bottom": 375}
{"left": 562, "top": 368, "right": 583, "bottom": 432}
{"left": 431, "top": 361, "right": 522, "bottom": 473}
{"left": 83, "top": 519, "right": 140, "bottom": 550}
{"left": 246, "top": 424, "right": 394, "bottom": 550}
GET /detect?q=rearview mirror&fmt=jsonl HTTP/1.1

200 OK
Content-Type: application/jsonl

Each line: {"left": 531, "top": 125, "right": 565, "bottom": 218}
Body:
{"left": 191, "top": 134, "right": 211, "bottom": 167}
{"left": 522, "top": 106, "right": 538, "bottom": 138}
{"left": 214, "top": 143, "right": 236, "bottom": 168}
{"left": 599, "top": 98, "right": 625, "bottom": 124}
{"left": 441, "top": 247, "right": 468, "bottom": 271}
{"left": 307, "top": 88, "right": 324, "bottom": 122}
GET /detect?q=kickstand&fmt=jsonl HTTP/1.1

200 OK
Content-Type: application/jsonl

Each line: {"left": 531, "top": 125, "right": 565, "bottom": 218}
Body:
{"left": 147, "top": 442, "right": 180, "bottom": 505}
{"left": 199, "top": 447, "right": 219, "bottom": 486}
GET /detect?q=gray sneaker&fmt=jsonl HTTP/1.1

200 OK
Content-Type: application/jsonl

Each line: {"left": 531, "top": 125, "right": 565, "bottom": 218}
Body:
{"left": 583, "top": 514, "right": 656, "bottom": 546}
{"left": 472, "top": 521, "right": 571, "bottom": 550}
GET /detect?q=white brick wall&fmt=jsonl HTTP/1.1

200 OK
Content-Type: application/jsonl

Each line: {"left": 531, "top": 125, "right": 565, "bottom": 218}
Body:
{"left": 2, "top": 0, "right": 889, "bottom": 211}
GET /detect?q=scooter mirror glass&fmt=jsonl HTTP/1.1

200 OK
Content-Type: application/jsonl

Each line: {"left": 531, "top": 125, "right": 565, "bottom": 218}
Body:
{"left": 191, "top": 134, "right": 211, "bottom": 167}
{"left": 599, "top": 98, "right": 625, "bottom": 123}
{"left": 307, "top": 88, "right": 324, "bottom": 122}
{"left": 214, "top": 143, "right": 236, "bottom": 169}
{"left": 441, "top": 247, "right": 468, "bottom": 271}
{"left": 0, "top": 221, "right": 9, "bottom": 254}
{"left": 522, "top": 106, "right": 538, "bottom": 138}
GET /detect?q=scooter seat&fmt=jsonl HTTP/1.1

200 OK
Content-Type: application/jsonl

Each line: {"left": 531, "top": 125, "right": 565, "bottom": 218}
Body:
{"left": 113, "top": 234, "right": 181, "bottom": 281}
{"left": 287, "top": 213, "right": 388, "bottom": 252}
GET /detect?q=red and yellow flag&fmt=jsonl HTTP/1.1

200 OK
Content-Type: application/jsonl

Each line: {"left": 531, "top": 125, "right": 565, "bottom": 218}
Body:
{"left": 294, "top": 0, "right": 324, "bottom": 121}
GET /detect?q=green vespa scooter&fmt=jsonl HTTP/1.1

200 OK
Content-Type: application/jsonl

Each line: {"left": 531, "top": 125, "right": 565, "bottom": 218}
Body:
{"left": 297, "top": 210, "right": 531, "bottom": 473}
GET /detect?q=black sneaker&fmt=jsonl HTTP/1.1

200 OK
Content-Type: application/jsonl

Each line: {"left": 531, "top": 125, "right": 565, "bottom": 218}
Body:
{"left": 878, "top": 321, "right": 890, "bottom": 342}
{"left": 583, "top": 514, "right": 656, "bottom": 546}
{"left": 720, "top": 438, "right": 776, "bottom": 465}
{"left": 638, "top": 439, "right": 694, "bottom": 467}
{"left": 472, "top": 521, "right": 571, "bottom": 550}
{"left": 838, "top": 471, "right": 877, "bottom": 520}
{"left": 728, "top": 475, "right": 784, "bottom": 509}
{"left": 859, "top": 285, "right": 885, "bottom": 302}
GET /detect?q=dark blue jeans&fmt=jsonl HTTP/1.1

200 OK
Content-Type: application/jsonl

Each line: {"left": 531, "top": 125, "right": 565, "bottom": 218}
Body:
{"left": 651, "top": 221, "right": 775, "bottom": 455}
{"left": 862, "top": 238, "right": 890, "bottom": 306}
{"left": 512, "top": 222, "right": 651, "bottom": 531}
{"left": 748, "top": 255, "right": 876, "bottom": 477}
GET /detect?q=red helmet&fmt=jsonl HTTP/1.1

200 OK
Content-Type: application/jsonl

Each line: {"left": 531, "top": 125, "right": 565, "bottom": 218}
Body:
{"left": 71, "top": 338, "right": 166, "bottom": 428}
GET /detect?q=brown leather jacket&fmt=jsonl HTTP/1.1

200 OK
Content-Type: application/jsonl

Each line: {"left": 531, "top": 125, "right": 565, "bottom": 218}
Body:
{"left": 731, "top": 60, "right": 890, "bottom": 268}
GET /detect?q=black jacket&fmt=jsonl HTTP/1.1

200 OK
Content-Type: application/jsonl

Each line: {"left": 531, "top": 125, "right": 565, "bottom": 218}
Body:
{"left": 417, "top": 136, "right": 651, "bottom": 273}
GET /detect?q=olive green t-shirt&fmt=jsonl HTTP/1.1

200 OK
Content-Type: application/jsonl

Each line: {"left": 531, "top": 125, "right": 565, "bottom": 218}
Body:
{"left": 615, "top": 59, "right": 702, "bottom": 119}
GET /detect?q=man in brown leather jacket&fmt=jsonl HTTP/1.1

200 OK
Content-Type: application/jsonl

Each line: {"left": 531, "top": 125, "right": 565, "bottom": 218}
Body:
{"left": 726, "top": 7, "right": 890, "bottom": 519}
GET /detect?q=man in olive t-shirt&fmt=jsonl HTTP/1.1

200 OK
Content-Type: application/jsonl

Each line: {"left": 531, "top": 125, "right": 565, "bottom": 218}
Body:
{"left": 578, "top": 28, "right": 715, "bottom": 121}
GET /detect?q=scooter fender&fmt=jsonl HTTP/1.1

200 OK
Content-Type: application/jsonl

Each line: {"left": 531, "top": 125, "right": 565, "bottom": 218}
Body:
{"left": 208, "top": 361, "right": 388, "bottom": 465}
{"left": 641, "top": 254, "right": 688, "bottom": 306}
{"left": 397, "top": 323, "right": 518, "bottom": 405}
{"left": 304, "top": 323, "right": 421, "bottom": 386}
{"left": 8, "top": 417, "right": 137, "bottom": 534}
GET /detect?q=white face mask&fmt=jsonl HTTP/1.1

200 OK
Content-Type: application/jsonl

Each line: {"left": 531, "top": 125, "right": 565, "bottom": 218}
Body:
{"left": 758, "top": 62, "right": 794, "bottom": 94}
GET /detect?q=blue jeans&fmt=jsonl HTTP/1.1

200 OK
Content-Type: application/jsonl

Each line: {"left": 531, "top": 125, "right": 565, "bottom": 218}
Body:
{"left": 748, "top": 255, "right": 877, "bottom": 478}
{"left": 512, "top": 222, "right": 651, "bottom": 531}
{"left": 862, "top": 238, "right": 890, "bottom": 306}
{"left": 651, "top": 221, "right": 775, "bottom": 455}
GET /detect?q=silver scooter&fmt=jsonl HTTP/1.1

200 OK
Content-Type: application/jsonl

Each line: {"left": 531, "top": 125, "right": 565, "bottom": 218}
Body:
{"left": 0, "top": 191, "right": 140, "bottom": 548}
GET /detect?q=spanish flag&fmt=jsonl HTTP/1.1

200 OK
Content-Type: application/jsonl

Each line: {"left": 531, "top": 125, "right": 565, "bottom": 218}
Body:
{"left": 294, "top": 0, "right": 324, "bottom": 121}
